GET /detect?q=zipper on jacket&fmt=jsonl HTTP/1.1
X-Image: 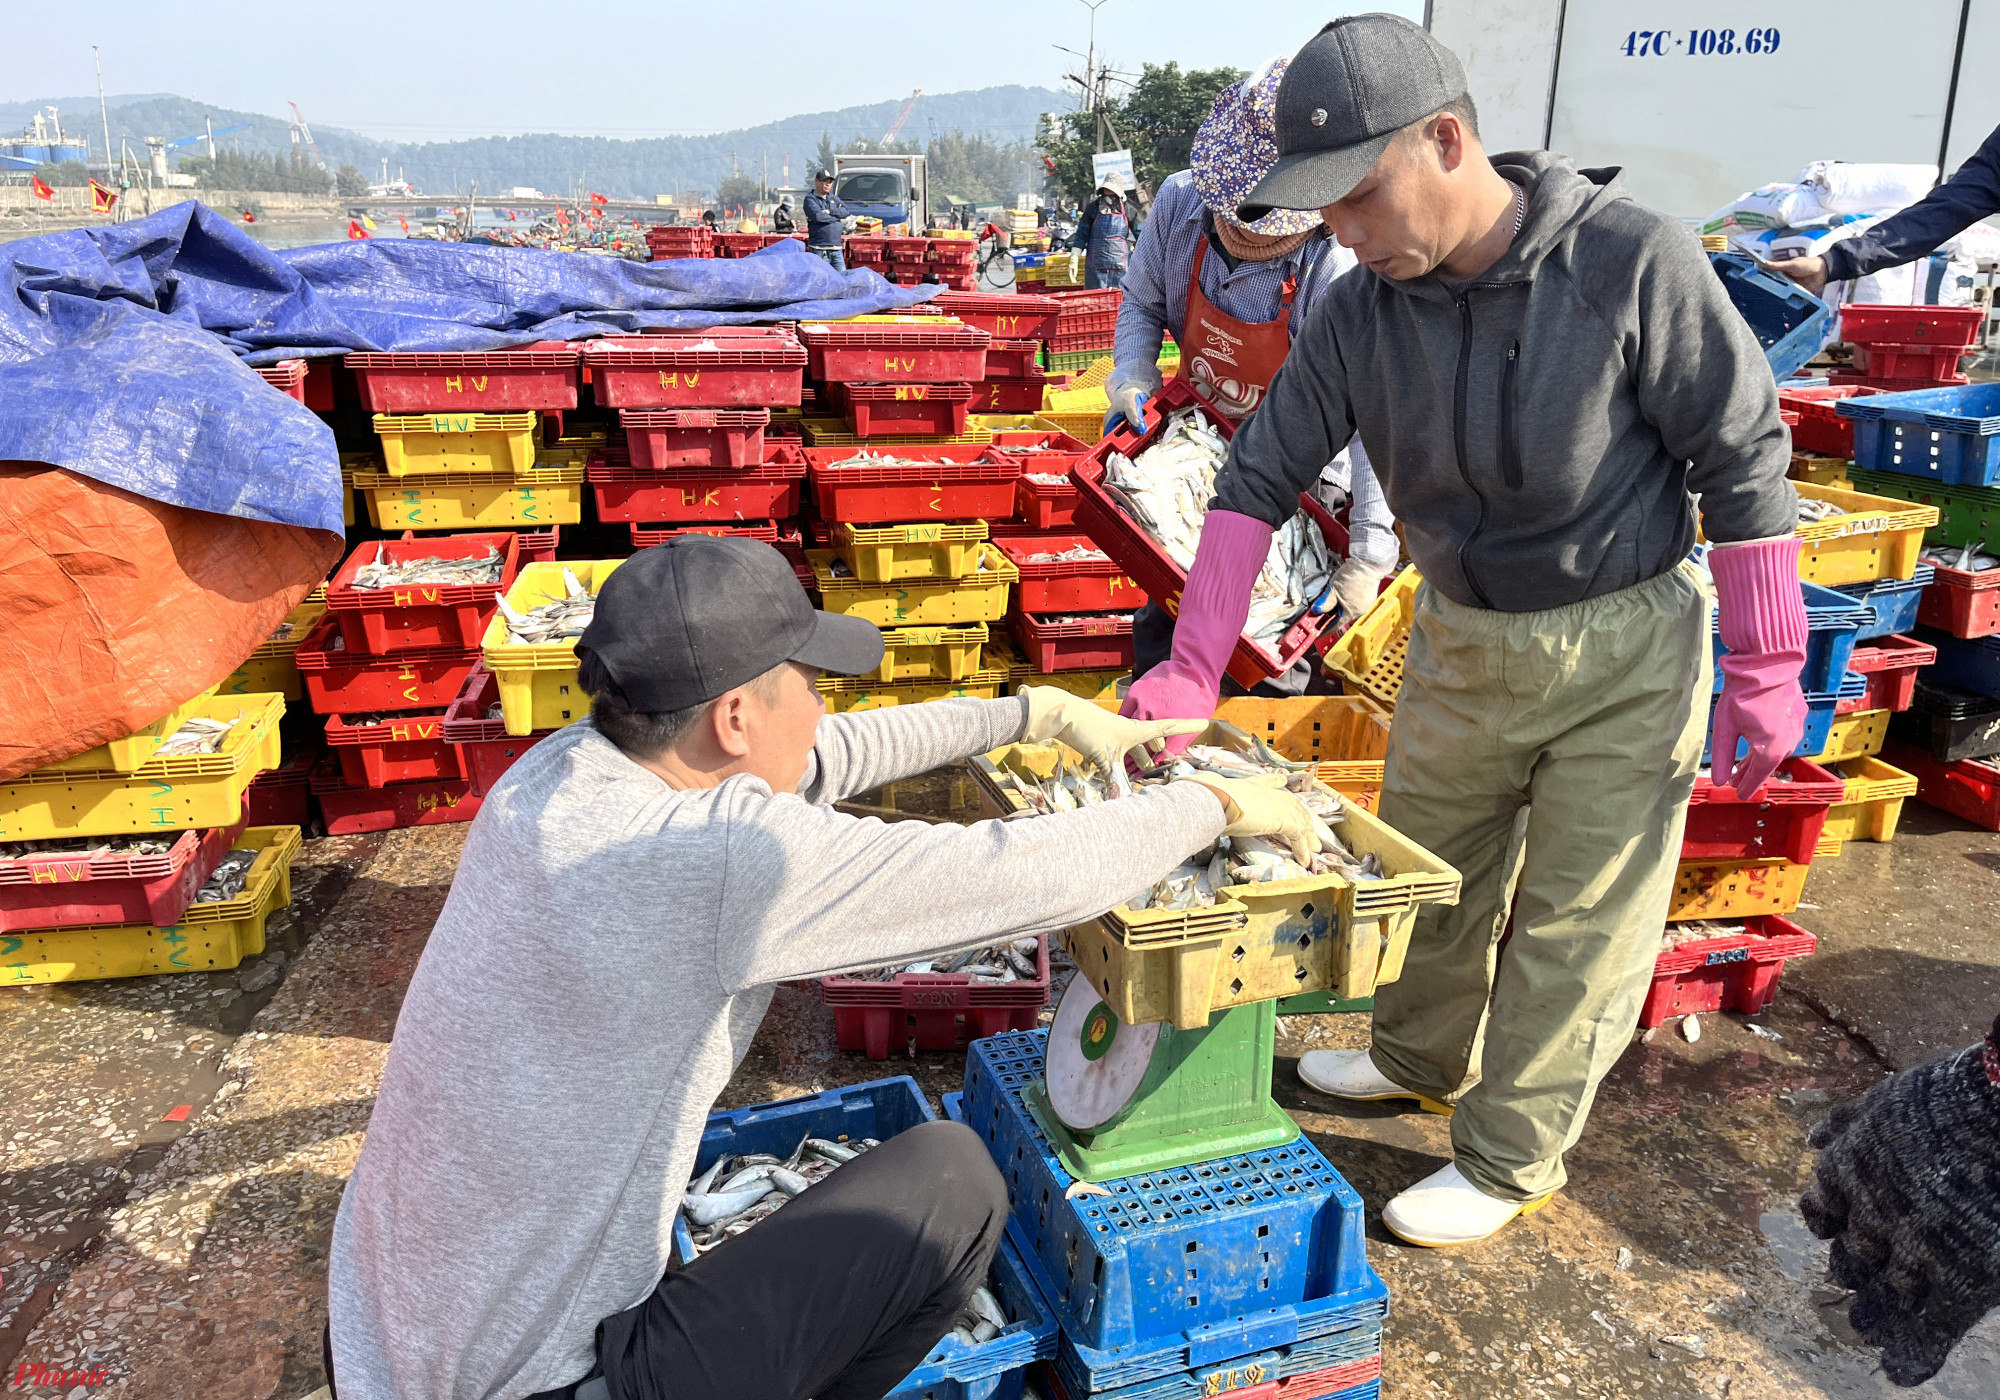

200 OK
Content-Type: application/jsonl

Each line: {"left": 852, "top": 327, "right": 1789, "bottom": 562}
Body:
{"left": 1452, "top": 294, "right": 1496, "bottom": 608}
{"left": 1499, "top": 340, "right": 1523, "bottom": 491}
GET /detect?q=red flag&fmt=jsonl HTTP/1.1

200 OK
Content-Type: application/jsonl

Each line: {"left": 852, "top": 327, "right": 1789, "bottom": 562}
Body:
{"left": 589, "top": 191, "right": 607, "bottom": 206}
{"left": 554, "top": 206, "right": 570, "bottom": 227}
{"left": 30, "top": 176, "right": 53, "bottom": 201}
{"left": 89, "top": 180, "right": 117, "bottom": 213}
{"left": 399, "top": 213, "right": 410, "bottom": 234}
{"left": 240, "top": 210, "right": 258, "bottom": 223}
{"left": 347, "top": 219, "right": 371, "bottom": 240}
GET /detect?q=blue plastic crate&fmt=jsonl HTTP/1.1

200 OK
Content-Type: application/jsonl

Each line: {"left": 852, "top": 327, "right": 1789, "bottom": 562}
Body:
{"left": 950, "top": 1033, "right": 1387, "bottom": 1388}
{"left": 1710, "top": 578, "right": 1873, "bottom": 695}
{"left": 1839, "top": 383, "right": 2000, "bottom": 488}
{"left": 1917, "top": 626, "right": 2000, "bottom": 700}
{"left": 886, "top": 1236, "right": 1060, "bottom": 1400}
{"left": 1048, "top": 1313, "right": 1381, "bottom": 1400}
{"left": 1710, "top": 253, "right": 1834, "bottom": 382}
{"left": 1833, "top": 566, "right": 1934, "bottom": 639}
{"left": 1703, "top": 671, "right": 1866, "bottom": 767}
{"left": 1036, "top": 1350, "right": 1382, "bottom": 1400}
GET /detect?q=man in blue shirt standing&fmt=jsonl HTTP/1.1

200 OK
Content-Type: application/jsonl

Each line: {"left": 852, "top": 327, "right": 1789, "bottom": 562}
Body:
{"left": 803, "top": 169, "right": 852, "bottom": 272}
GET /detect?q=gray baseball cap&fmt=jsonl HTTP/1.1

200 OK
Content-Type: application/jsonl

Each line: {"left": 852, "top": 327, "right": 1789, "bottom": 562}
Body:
{"left": 1237, "top": 14, "right": 1468, "bottom": 223}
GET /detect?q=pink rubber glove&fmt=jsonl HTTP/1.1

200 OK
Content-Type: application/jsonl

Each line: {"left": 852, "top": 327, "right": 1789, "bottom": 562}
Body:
{"left": 1121, "top": 510, "right": 1275, "bottom": 754}
{"left": 1709, "top": 537, "right": 1809, "bottom": 797}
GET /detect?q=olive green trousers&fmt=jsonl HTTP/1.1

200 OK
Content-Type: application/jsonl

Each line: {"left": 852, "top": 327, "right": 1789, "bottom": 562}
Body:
{"left": 1371, "top": 561, "right": 1712, "bottom": 1202}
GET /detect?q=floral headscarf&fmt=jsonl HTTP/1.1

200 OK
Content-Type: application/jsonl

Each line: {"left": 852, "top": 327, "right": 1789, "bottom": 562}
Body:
{"left": 1191, "top": 57, "right": 1324, "bottom": 236}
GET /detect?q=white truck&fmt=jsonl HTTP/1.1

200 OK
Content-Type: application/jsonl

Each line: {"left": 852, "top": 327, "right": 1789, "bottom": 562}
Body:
{"left": 833, "top": 152, "right": 928, "bottom": 232}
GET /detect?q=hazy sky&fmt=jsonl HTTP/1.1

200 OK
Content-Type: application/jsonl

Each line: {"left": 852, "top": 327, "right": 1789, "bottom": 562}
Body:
{"left": 21, "top": 2, "right": 1422, "bottom": 140}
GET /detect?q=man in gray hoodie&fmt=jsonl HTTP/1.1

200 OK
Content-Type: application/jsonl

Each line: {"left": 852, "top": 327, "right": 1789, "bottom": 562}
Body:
{"left": 1123, "top": 14, "right": 1811, "bottom": 1247}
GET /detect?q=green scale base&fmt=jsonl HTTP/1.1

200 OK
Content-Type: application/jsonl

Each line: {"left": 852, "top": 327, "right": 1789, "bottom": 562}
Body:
{"left": 1275, "top": 992, "right": 1374, "bottom": 1015}
{"left": 1023, "top": 1000, "right": 1299, "bottom": 1182}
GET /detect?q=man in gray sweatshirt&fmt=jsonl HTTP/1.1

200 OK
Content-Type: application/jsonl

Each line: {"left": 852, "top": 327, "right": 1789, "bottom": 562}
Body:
{"left": 324, "top": 535, "right": 1319, "bottom": 1400}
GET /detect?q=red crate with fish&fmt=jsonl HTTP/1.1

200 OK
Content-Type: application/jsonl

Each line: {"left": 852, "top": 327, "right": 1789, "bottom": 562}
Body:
{"left": 442, "top": 666, "right": 552, "bottom": 798}
{"left": 589, "top": 445, "right": 808, "bottom": 523}
{"left": 800, "top": 322, "right": 991, "bottom": 384}
{"left": 805, "top": 445, "right": 1018, "bottom": 523}
{"left": 310, "top": 758, "right": 482, "bottom": 833}
{"left": 0, "top": 819, "right": 249, "bottom": 933}
{"left": 325, "top": 532, "right": 521, "bottom": 656}
{"left": 1010, "top": 610, "right": 1135, "bottom": 672}
{"left": 515, "top": 525, "right": 559, "bottom": 565}
{"left": 619, "top": 408, "right": 770, "bottom": 470}
{"left": 324, "top": 710, "right": 466, "bottom": 789}
{"left": 345, "top": 343, "right": 580, "bottom": 413}
{"left": 1640, "top": 914, "right": 1818, "bottom": 1028}
{"left": 626, "top": 520, "right": 803, "bottom": 554}
{"left": 1917, "top": 558, "right": 2000, "bottom": 639}
{"left": 1837, "top": 634, "right": 1935, "bottom": 714}
{"left": 1681, "top": 758, "right": 1845, "bottom": 864}
{"left": 583, "top": 331, "right": 806, "bottom": 410}
{"left": 820, "top": 936, "right": 1049, "bottom": 1060}
{"left": 995, "top": 535, "right": 1143, "bottom": 613}
{"left": 295, "top": 617, "right": 481, "bottom": 716}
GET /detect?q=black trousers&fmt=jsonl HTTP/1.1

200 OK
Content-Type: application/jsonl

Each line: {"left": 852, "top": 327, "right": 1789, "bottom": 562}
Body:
{"left": 593, "top": 1120, "right": 1008, "bottom": 1400}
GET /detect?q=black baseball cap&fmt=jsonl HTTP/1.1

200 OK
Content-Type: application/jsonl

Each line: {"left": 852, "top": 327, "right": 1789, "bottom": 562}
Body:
{"left": 1237, "top": 14, "right": 1468, "bottom": 223}
{"left": 815, "top": 168, "right": 834, "bottom": 181}
{"left": 576, "top": 537, "right": 883, "bottom": 712}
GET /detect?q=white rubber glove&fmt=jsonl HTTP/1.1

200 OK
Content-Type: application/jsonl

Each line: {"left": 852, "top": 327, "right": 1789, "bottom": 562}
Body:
{"left": 1020, "top": 686, "right": 1203, "bottom": 783}
{"left": 1326, "top": 556, "right": 1389, "bottom": 623}
{"left": 1176, "top": 772, "right": 1322, "bottom": 866}
{"left": 1104, "top": 382, "right": 1151, "bottom": 436}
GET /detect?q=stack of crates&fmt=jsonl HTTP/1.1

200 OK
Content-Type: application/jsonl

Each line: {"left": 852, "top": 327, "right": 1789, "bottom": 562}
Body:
{"left": 885, "top": 235, "right": 933, "bottom": 287}
{"left": 1044, "top": 289, "right": 1123, "bottom": 377}
{"left": 845, "top": 234, "right": 890, "bottom": 278}
{"left": 0, "top": 690, "right": 296, "bottom": 984}
{"left": 993, "top": 528, "right": 1145, "bottom": 699}
{"left": 928, "top": 230, "right": 980, "bottom": 292}
{"left": 1044, "top": 250, "right": 1086, "bottom": 289}
{"left": 477, "top": 557, "right": 626, "bottom": 745}
{"left": 930, "top": 291, "right": 1063, "bottom": 417}
{"left": 800, "top": 317, "right": 989, "bottom": 442}
{"left": 1014, "top": 250, "right": 1048, "bottom": 289}
{"left": 1832, "top": 304, "right": 1982, "bottom": 391}
{"left": 645, "top": 224, "right": 714, "bottom": 261}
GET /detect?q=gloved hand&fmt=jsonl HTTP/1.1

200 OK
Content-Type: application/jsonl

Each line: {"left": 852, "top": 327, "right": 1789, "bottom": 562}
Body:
{"left": 1020, "top": 686, "right": 1203, "bottom": 780}
{"left": 1175, "top": 772, "right": 1322, "bottom": 865}
{"left": 1121, "top": 511, "right": 1275, "bottom": 755}
{"left": 1103, "top": 383, "right": 1151, "bottom": 437}
{"left": 1708, "top": 538, "right": 1809, "bottom": 796}
{"left": 1326, "top": 556, "right": 1389, "bottom": 623}
{"left": 1800, "top": 1015, "right": 2000, "bottom": 1387}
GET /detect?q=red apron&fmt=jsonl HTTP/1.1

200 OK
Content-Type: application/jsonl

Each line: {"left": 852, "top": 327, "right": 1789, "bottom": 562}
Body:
{"left": 1174, "top": 239, "right": 1295, "bottom": 420}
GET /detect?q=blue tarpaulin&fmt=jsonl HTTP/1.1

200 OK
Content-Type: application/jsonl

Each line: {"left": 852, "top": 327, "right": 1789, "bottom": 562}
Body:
{"left": 0, "top": 202, "right": 941, "bottom": 535}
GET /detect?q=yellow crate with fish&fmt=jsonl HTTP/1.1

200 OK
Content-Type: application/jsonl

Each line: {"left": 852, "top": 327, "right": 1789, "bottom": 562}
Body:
{"left": 1786, "top": 482, "right": 1936, "bottom": 586}
{"left": 815, "top": 670, "right": 1009, "bottom": 713}
{"left": 40, "top": 689, "right": 218, "bottom": 775}
{"left": 479, "top": 560, "right": 625, "bottom": 736}
{"left": 1210, "top": 695, "right": 1393, "bottom": 812}
{"left": 868, "top": 623, "right": 991, "bottom": 683}
{"left": 798, "top": 418, "right": 995, "bottom": 448}
{"left": 809, "top": 546, "right": 1017, "bottom": 626}
{"left": 1321, "top": 565, "right": 1422, "bottom": 707}
{"left": 215, "top": 598, "right": 328, "bottom": 702}
{"left": 829, "top": 520, "right": 992, "bottom": 583}
{"left": 1807, "top": 707, "right": 1891, "bottom": 763}
{"left": 0, "top": 694, "right": 284, "bottom": 842}
{"left": 352, "top": 463, "right": 586, "bottom": 530}
{"left": 2, "top": 825, "right": 301, "bottom": 985}
{"left": 374, "top": 412, "right": 541, "bottom": 477}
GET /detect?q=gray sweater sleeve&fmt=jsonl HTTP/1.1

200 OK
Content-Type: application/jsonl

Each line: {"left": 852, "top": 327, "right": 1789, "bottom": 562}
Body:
{"left": 797, "top": 696, "right": 1028, "bottom": 805}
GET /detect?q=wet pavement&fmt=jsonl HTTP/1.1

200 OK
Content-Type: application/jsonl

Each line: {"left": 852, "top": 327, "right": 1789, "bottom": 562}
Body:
{"left": 0, "top": 766, "right": 1994, "bottom": 1398}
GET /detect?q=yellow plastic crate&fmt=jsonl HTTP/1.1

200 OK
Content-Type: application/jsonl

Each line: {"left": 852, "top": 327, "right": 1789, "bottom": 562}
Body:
{"left": 815, "top": 672, "right": 1008, "bottom": 713}
{"left": 810, "top": 546, "right": 1017, "bottom": 625}
{"left": 1322, "top": 565, "right": 1422, "bottom": 707}
{"left": 831, "top": 520, "right": 991, "bottom": 581}
{"left": 1789, "top": 454, "right": 1852, "bottom": 490}
{"left": 353, "top": 464, "right": 585, "bottom": 529}
{"left": 1808, "top": 708, "right": 1891, "bottom": 763}
{"left": 871, "top": 623, "right": 991, "bottom": 682}
{"left": 1, "top": 825, "right": 299, "bottom": 985}
{"left": 1667, "top": 856, "right": 1810, "bottom": 921}
{"left": 799, "top": 418, "right": 994, "bottom": 447}
{"left": 1061, "top": 358, "right": 1116, "bottom": 393}
{"left": 1013, "top": 667, "right": 1126, "bottom": 700}
{"left": 1314, "top": 765, "right": 1384, "bottom": 813}
{"left": 0, "top": 694, "right": 284, "bottom": 841}
{"left": 480, "top": 560, "right": 626, "bottom": 736}
{"left": 1045, "top": 251, "right": 1086, "bottom": 287}
{"left": 374, "top": 412, "right": 540, "bottom": 476}
{"left": 1215, "top": 695, "right": 1392, "bottom": 767}
{"left": 1792, "top": 482, "right": 1937, "bottom": 585}
{"left": 1822, "top": 756, "right": 1919, "bottom": 845}
{"left": 42, "top": 690, "right": 215, "bottom": 774}
{"left": 1035, "top": 410, "right": 1105, "bottom": 443}
{"left": 216, "top": 599, "right": 327, "bottom": 702}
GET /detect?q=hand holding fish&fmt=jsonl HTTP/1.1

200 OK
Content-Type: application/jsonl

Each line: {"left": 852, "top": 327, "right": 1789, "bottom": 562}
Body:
{"left": 1018, "top": 686, "right": 1205, "bottom": 789}
{"left": 1174, "top": 772, "right": 1322, "bottom": 866}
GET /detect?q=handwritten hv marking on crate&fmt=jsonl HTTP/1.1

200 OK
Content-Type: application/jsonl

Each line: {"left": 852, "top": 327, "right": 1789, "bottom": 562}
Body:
{"left": 441, "top": 376, "right": 491, "bottom": 394}
{"left": 893, "top": 386, "right": 932, "bottom": 401}
{"left": 426, "top": 415, "right": 480, "bottom": 433}
{"left": 29, "top": 861, "right": 94, "bottom": 884}
{"left": 388, "top": 719, "right": 443, "bottom": 742}
{"left": 415, "top": 789, "right": 466, "bottom": 814}
{"left": 1620, "top": 27, "right": 1781, "bottom": 57}
{"left": 656, "top": 371, "right": 701, "bottom": 390}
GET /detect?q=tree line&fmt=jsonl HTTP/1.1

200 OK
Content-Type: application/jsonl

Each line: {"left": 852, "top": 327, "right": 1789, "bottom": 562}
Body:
{"left": 1037, "top": 61, "right": 1246, "bottom": 206}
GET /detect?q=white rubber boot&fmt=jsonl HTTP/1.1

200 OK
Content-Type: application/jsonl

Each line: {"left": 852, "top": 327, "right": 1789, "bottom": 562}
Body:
{"left": 1381, "top": 1162, "right": 1555, "bottom": 1247}
{"left": 1295, "top": 1049, "right": 1454, "bottom": 1115}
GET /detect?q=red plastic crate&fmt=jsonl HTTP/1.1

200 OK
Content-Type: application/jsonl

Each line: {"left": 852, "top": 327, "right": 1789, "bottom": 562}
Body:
{"left": 620, "top": 408, "right": 770, "bottom": 470}
{"left": 589, "top": 445, "right": 807, "bottom": 523}
{"left": 1682, "top": 758, "right": 1844, "bottom": 863}
{"left": 516, "top": 525, "right": 559, "bottom": 565}
{"left": 1917, "top": 561, "right": 2000, "bottom": 639}
{"left": 582, "top": 332, "right": 805, "bottom": 409}
{"left": 712, "top": 231, "right": 765, "bottom": 258}
{"left": 1839, "top": 303, "right": 1982, "bottom": 348}
{"left": 301, "top": 358, "right": 352, "bottom": 412}
{"left": 803, "top": 445, "right": 1017, "bottom": 522}
{"left": 761, "top": 232, "right": 805, "bottom": 249}
{"left": 1848, "top": 342, "right": 1969, "bottom": 382}
{"left": 1046, "top": 288, "right": 1122, "bottom": 316}
{"left": 887, "top": 267, "right": 927, "bottom": 287}
{"left": 344, "top": 343, "right": 580, "bottom": 413}
{"left": 1048, "top": 321, "right": 1118, "bottom": 350}
{"left": 1639, "top": 914, "right": 1818, "bottom": 1029}
{"left": 1829, "top": 368, "right": 1969, "bottom": 391}
{"left": 295, "top": 615, "right": 480, "bottom": 716}
{"left": 930, "top": 293, "right": 1062, "bottom": 341}
{"left": 936, "top": 272, "right": 978, "bottom": 292}
{"left": 799, "top": 323, "right": 991, "bottom": 383}
{"left": 1884, "top": 738, "right": 2000, "bottom": 830}
{"left": 1838, "top": 634, "right": 1935, "bottom": 714}
{"left": 969, "top": 377, "right": 1047, "bottom": 413}
{"left": 832, "top": 1003, "right": 1039, "bottom": 1059}
{"left": 820, "top": 935, "right": 1049, "bottom": 1060}
{"left": 995, "top": 534, "right": 1143, "bottom": 612}
{"left": 0, "top": 819, "right": 249, "bottom": 933}
{"left": 834, "top": 382, "right": 974, "bottom": 437}
{"left": 1011, "top": 609, "right": 1135, "bottom": 671}
{"left": 244, "top": 750, "right": 315, "bottom": 828}
{"left": 1012, "top": 473, "right": 1080, "bottom": 530}
{"left": 886, "top": 236, "right": 930, "bottom": 261}
{"left": 310, "top": 757, "right": 482, "bottom": 833}
{"left": 1070, "top": 380, "right": 1340, "bottom": 687}
{"left": 325, "top": 532, "right": 521, "bottom": 656}
{"left": 1777, "top": 384, "right": 1878, "bottom": 457}
{"left": 844, "top": 234, "right": 888, "bottom": 261}
{"left": 646, "top": 226, "right": 713, "bottom": 258}
{"left": 442, "top": 665, "right": 551, "bottom": 798}
{"left": 324, "top": 710, "right": 465, "bottom": 788}
{"left": 981, "top": 339, "right": 1044, "bottom": 378}
{"left": 255, "top": 359, "right": 307, "bottom": 403}
{"left": 627, "top": 519, "right": 802, "bottom": 551}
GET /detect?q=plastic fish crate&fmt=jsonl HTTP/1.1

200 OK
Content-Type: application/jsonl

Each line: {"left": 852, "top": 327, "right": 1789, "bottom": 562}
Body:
{"left": 806, "top": 446, "right": 1019, "bottom": 523}
{"left": 973, "top": 378, "right": 1050, "bottom": 414}
{"left": 801, "top": 321, "right": 992, "bottom": 383}
{"left": 1212, "top": 697, "right": 1392, "bottom": 772}
{"left": 325, "top": 531, "right": 520, "bottom": 656}
{"left": 1014, "top": 474, "right": 1082, "bottom": 531}
{"left": 1840, "top": 382, "right": 2000, "bottom": 486}
{"left": 1832, "top": 568, "right": 1933, "bottom": 639}
{"left": 294, "top": 616, "right": 479, "bottom": 716}
{"left": 880, "top": 1237, "right": 1060, "bottom": 1400}
{"left": 1071, "top": 382, "right": 1340, "bottom": 689}
{"left": 581, "top": 331, "right": 806, "bottom": 409}
{"left": 1011, "top": 611, "right": 1134, "bottom": 672}
{"left": 620, "top": 408, "right": 770, "bottom": 470}
{"left": 1788, "top": 481, "right": 1937, "bottom": 586}
{"left": 243, "top": 750, "right": 314, "bottom": 828}
{"left": 947, "top": 1035, "right": 1387, "bottom": 1379}
{"left": 1778, "top": 385, "right": 1877, "bottom": 457}
{"left": 346, "top": 344, "right": 579, "bottom": 413}
{"left": 1836, "top": 634, "right": 1934, "bottom": 714}
{"left": 1709, "top": 577, "right": 1872, "bottom": 694}
{"left": 1040, "top": 1356, "right": 1381, "bottom": 1400}
{"left": 253, "top": 358, "right": 307, "bottom": 403}
{"left": 1789, "top": 453, "right": 1853, "bottom": 489}
{"left": 711, "top": 231, "right": 767, "bottom": 258}
{"left": 1886, "top": 677, "right": 2000, "bottom": 762}
{"left": 863, "top": 623, "right": 993, "bottom": 682}
{"left": 1008, "top": 667, "right": 1126, "bottom": 701}
{"left": 645, "top": 225, "right": 713, "bottom": 258}
{"left": 0, "top": 818, "right": 248, "bottom": 933}
{"left": 1917, "top": 559, "right": 2000, "bottom": 638}
{"left": 815, "top": 671, "right": 1010, "bottom": 713}
{"left": 309, "top": 758, "right": 482, "bottom": 834}
{"left": 821, "top": 936, "right": 1049, "bottom": 1059}
{"left": 0, "top": 826, "right": 299, "bottom": 986}
{"left": 626, "top": 519, "right": 801, "bottom": 552}
{"left": 1321, "top": 567, "right": 1421, "bottom": 707}
{"left": 835, "top": 383, "right": 978, "bottom": 439}
{"left": 441, "top": 664, "right": 551, "bottom": 797}
{"left": 1847, "top": 467, "right": 2000, "bottom": 552}
{"left": 373, "top": 412, "right": 540, "bottom": 477}
{"left": 479, "top": 560, "right": 626, "bottom": 736}
{"left": 1839, "top": 304, "right": 1983, "bottom": 348}
{"left": 1807, "top": 708, "right": 1891, "bottom": 763}
{"left": 996, "top": 536, "right": 1142, "bottom": 613}
{"left": 800, "top": 419, "right": 996, "bottom": 448}
{"left": 0, "top": 695, "right": 283, "bottom": 842}
{"left": 1681, "top": 758, "right": 1844, "bottom": 864}
{"left": 352, "top": 463, "right": 586, "bottom": 530}
{"left": 324, "top": 710, "right": 465, "bottom": 788}
{"left": 1822, "top": 756, "right": 1919, "bottom": 844}
{"left": 213, "top": 598, "right": 327, "bottom": 704}
{"left": 931, "top": 293, "right": 1063, "bottom": 341}
{"left": 1882, "top": 740, "right": 2000, "bottom": 831}
{"left": 590, "top": 447, "right": 808, "bottom": 523}
{"left": 1917, "top": 625, "right": 2000, "bottom": 699}
{"left": 1638, "top": 914, "right": 1817, "bottom": 1028}
{"left": 41, "top": 691, "right": 216, "bottom": 775}
{"left": 831, "top": 520, "right": 993, "bottom": 582}
{"left": 811, "top": 546, "right": 1017, "bottom": 626}
{"left": 1845, "top": 343, "right": 1968, "bottom": 381}
{"left": 1828, "top": 369, "right": 1969, "bottom": 393}
{"left": 1709, "top": 252, "right": 1833, "bottom": 381}
{"left": 1666, "top": 856, "right": 1811, "bottom": 922}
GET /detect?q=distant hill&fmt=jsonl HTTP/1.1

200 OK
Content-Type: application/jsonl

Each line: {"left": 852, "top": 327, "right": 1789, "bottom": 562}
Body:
{"left": 0, "top": 88, "right": 1068, "bottom": 198}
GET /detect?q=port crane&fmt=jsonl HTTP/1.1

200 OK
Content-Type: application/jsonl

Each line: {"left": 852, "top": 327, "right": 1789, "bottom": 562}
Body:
{"left": 881, "top": 89, "right": 921, "bottom": 145}
{"left": 288, "top": 101, "right": 327, "bottom": 171}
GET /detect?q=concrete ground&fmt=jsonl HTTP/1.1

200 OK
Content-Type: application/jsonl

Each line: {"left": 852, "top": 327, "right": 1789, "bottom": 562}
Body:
{"left": 0, "top": 772, "right": 1994, "bottom": 1398}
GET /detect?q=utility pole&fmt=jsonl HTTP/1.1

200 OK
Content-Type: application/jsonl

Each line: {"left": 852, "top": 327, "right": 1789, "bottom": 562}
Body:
{"left": 94, "top": 45, "right": 113, "bottom": 178}
{"left": 1076, "top": 0, "right": 1113, "bottom": 153}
